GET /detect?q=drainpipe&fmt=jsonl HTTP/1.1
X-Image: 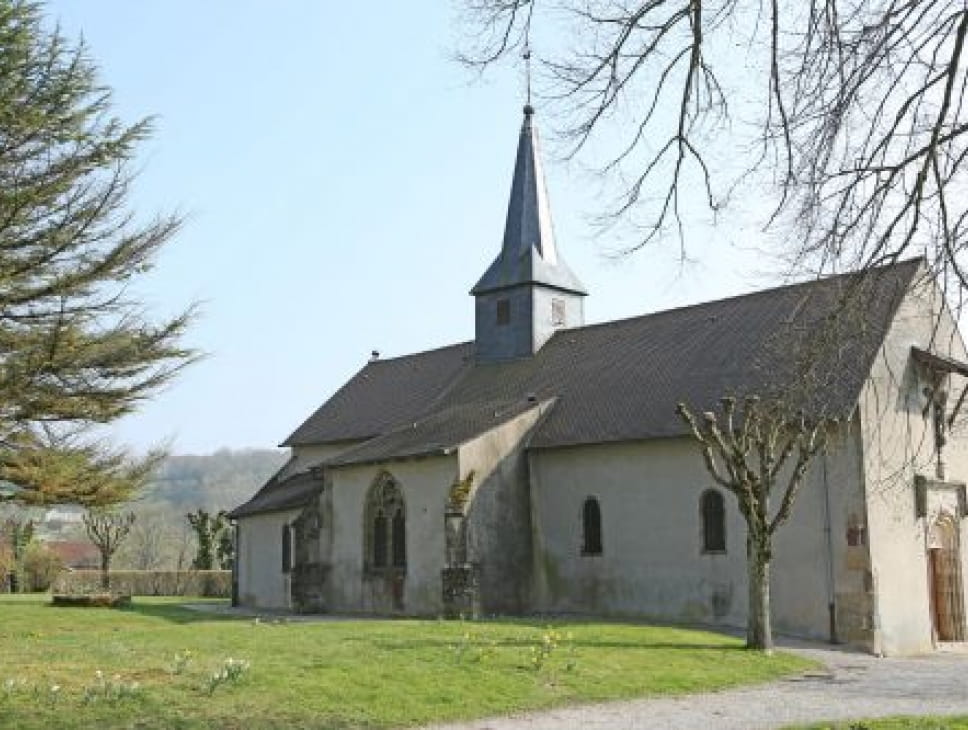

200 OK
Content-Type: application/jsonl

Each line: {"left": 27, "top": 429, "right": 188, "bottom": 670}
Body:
{"left": 822, "top": 452, "right": 838, "bottom": 643}
{"left": 231, "top": 520, "right": 239, "bottom": 607}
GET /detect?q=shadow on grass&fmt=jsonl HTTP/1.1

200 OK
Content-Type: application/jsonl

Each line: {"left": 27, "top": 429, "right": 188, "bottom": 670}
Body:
{"left": 120, "top": 600, "right": 243, "bottom": 624}
{"left": 43, "top": 598, "right": 241, "bottom": 625}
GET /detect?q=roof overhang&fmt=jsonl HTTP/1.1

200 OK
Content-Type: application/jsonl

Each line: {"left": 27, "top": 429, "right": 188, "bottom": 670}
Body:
{"left": 911, "top": 346, "right": 968, "bottom": 428}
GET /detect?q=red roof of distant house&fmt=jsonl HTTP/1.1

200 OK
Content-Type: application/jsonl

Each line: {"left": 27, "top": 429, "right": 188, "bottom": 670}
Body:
{"left": 44, "top": 541, "right": 100, "bottom": 569}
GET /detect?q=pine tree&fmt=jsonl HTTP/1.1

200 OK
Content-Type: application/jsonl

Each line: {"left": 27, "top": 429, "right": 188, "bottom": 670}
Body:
{"left": 0, "top": 1, "right": 194, "bottom": 503}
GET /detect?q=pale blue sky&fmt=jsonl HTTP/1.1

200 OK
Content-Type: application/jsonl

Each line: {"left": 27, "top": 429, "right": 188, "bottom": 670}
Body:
{"left": 46, "top": 2, "right": 771, "bottom": 454}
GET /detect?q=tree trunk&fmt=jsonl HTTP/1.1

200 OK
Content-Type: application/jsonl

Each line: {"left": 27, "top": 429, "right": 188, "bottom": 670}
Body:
{"left": 100, "top": 553, "right": 111, "bottom": 591}
{"left": 746, "top": 534, "right": 774, "bottom": 653}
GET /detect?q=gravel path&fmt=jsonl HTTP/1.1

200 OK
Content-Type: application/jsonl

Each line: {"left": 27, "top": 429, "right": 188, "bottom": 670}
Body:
{"left": 426, "top": 640, "right": 968, "bottom": 730}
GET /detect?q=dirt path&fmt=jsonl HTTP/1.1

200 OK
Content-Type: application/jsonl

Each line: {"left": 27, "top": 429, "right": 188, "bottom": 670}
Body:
{"left": 426, "top": 640, "right": 968, "bottom": 730}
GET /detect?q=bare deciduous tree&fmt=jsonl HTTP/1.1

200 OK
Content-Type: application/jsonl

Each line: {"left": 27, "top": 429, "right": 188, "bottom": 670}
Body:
{"left": 120, "top": 509, "right": 168, "bottom": 571}
{"left": 458, "top": 1, "right": 968, "bottom": 291}
{"left": 83, "top": 510, "right": 135, "bottom": 591}
{"left": 677, "top": 397, "right": 832, "bottom": 651}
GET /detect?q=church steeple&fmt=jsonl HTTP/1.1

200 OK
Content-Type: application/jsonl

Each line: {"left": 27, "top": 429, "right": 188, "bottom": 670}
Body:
{"left": 472, "top": 107, "right": 587, "bottom": 363}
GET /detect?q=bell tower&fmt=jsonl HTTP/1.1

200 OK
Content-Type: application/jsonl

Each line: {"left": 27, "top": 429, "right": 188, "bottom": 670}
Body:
{"left": 471, "top": 106, "right": 587, "bottom": 363}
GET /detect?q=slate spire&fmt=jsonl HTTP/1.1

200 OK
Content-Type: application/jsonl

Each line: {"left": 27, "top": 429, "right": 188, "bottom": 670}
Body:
{"left": 471, "top": 106, "right": 587, "bottom": 296}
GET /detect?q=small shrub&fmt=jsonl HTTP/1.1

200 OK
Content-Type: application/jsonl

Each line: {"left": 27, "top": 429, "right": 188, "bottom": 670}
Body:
{"left": 22, "top": 543, "right": 63, "bottom": 592}
{"left": 2, "top": 678, "right": 29, "bottom": 700}
{"left": 450, "top": 629, "right": 497, "bottom": 665}
{"left": 81, "top": 670, "right": 142, "bottom": 705}
{"left": 204, "top": 658, "right": 250, "bottom": 695}
{"left": 53, "top": 570, "right": 231, "bottom": 597}
{"left": 451, "top": 631, "right": 473, "bottom": 663}
{"left": 170, "top": 649, "right": 193, "bottom": 675}
{"left": 51, "top": 594, "right": 131, "bottom": 608}
{"left": 525, "top": 628, "right": 577, "bottom": 675}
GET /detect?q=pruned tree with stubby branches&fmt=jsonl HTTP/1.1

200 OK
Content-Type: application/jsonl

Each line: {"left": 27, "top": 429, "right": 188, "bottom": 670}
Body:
{"left": 677, "top": 396, "right": 833, "bottom": 652}
{"left": 83, "top": 509, "right": 135, "bottom": 591}
{"left": 0, "top": 0, "right": 196, "bottom": 499}
{"left": 458, "top": 1, "right": 968, "bottom": 296}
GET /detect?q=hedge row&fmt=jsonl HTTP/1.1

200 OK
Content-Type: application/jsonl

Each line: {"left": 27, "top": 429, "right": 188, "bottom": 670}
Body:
{"left": 52, "top": 570, "right": 232, "bottom": 597}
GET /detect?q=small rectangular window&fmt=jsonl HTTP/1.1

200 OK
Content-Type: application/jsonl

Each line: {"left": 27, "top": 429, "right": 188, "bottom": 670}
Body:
{"left": 282, "top": 524, "right": 293, "bottom": 573}
{"left": 496, "top": 298, "right": 511, "bottom": 326}
{"left": 551, "top": 298, "right": 566, "bottom": 327}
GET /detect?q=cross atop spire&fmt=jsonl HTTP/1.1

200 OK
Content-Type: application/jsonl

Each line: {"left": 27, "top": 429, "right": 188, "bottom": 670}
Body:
{"left": 523, "top": 42, "right": 532, "bottom": 110}
{"left": 471, "top": 106, "right": 587, "bottom": 296}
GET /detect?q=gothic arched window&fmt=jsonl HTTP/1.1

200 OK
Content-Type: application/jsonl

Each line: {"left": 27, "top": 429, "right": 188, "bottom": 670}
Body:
{"left": 582, "top": 497, "right": 603, "bottom": 556}
{"left": 392, "top": 508, "right": 406, "bottom": 567}
{"left": 373, "top": 511, "right": 388, "bottom": 567}
{"left": 365, "top": 474, "right": 406, "bottom": 572}
{"left": 701, "top": 489, "right": 726, "bottom": 553}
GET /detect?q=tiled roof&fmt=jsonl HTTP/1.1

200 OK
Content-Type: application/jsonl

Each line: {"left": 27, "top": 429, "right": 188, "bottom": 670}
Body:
{"left": 326, "top": 398, "right": 547, "bottom": 467}
{"left": 44, "top": 540, "right": 100, "bottom": 569}
{"left": 292, "top": 260, "right": 919, "bottom": 448}
{"left": 283, "top": 342, "right": 474, "bottom": 447}
{"left": 228, "top": 470, "right": 321, "bottom": 519}
{"left": 234, "top": 260, "right": 920, "bottom": 518}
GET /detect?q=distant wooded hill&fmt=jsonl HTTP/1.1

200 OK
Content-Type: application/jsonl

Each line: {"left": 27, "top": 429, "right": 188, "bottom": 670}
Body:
{"left": 138, "top": 448, "right": 287, "bottom": 513}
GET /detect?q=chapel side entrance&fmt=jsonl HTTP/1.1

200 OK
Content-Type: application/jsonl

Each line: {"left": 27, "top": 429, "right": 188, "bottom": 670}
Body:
{"left": 928, "top": 514, "right": 966, "bottom": 642}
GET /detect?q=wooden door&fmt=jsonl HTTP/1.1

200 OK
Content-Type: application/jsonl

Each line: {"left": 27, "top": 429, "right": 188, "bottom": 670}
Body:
{"left": 929, "top": 539, "right": 966, "bottom": 642}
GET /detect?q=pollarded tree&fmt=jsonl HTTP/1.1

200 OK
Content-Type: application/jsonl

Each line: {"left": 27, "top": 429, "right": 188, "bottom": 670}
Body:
{"left": 677, "top": 397, "right": 832, "bottom": 652}
{"left": 458, "top": 1, "right": 968, "bottom": 292}
{"left": 83, "top": 509, "right": 135, "bottom": 590}
{"left": 0, "top": 0, "right": 195, "bottom": 476}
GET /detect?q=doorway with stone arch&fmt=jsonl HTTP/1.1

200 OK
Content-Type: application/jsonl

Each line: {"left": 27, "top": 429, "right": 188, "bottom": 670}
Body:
{"left": 927, "top": 513, "right": 966, "bottom": 642}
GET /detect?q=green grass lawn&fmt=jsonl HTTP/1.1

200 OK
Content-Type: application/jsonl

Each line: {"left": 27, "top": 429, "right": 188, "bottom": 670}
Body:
{"left": 794, "top": 719, "right": 968, "bottom": 730}
{"left": 0, "top": 595, "right": 814, "bottom": 729}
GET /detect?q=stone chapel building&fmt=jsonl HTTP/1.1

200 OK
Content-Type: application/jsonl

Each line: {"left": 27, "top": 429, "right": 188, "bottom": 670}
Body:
{"left": 230, "top": 105, "right": 968, "bottom": 656}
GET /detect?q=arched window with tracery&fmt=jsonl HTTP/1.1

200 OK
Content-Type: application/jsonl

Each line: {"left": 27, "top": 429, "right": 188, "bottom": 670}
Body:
{"left": 701, "top": 489, "right": 726, "bottom": 553}
{"left": 582, "top": 497, "right": 603, "bottom": 556}
{"left": 392, "top": 507, "right": 406, "bottom": 567}
{"left": 373, "top": 512, "right": 388, "bottom": 567}
{"left": 364, "top": 474, "right": 406, "bottom": 572}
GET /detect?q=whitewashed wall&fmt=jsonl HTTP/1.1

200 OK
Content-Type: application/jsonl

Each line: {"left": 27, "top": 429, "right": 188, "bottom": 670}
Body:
{"left": 280, "top": 442, "right": 363, "bottom": 478}
{"left": 459, "top": 404, "right": 549, "bottom": 613}
{"left": 529, "top": 432, "right": 863, "bottom": 643}
{"left": 236, "top": 509, "right": 300, "bottom": 609}
{"left": 325, "top": 455, "right": 458, "bottom": 614}
{"left": 859, "top": 275, "right": 968, "bottom": 655}
{"left": 235, "top": 441, "right": 361, "bottom": 609}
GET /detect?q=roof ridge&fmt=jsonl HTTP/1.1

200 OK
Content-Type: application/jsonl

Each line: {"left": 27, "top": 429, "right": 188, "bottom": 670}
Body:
{"left": 365, "top": 340, "right": 473, "bottom": 366}
{"left": 546, "top": 257, "right": 924, "bottom": 339}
